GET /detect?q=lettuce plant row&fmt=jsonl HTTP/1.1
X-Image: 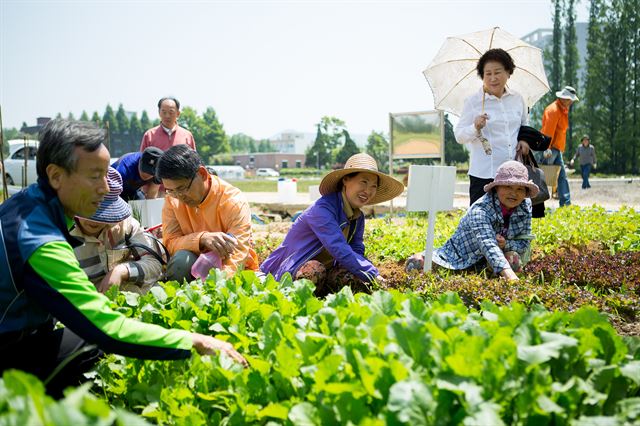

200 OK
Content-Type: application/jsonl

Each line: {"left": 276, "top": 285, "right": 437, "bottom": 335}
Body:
{"left": 88, "top": 272, "right": 640, "bottom": 425}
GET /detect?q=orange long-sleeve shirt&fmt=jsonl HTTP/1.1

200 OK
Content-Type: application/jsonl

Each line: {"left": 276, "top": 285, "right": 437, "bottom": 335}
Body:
{"left": 541, "top": 99, "right": 569, "bottom": 152}
{"left": 162, "top": 174, "right": 259, "bottom": 274}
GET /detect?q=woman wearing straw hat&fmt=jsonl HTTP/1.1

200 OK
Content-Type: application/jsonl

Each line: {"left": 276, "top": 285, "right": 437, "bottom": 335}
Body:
{"left": 261, "top": 153, "right": 404, "bottom": 295}
{"left": 71, "top": 167, "right": 163, "bottom": 294}
{"left": 406, "top": 161, "right": 537, "bottom": 281}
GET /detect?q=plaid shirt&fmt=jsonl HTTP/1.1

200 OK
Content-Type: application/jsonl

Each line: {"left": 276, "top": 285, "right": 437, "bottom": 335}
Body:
{"left": 432, "top": 192, "right": 532, "bottom": 272}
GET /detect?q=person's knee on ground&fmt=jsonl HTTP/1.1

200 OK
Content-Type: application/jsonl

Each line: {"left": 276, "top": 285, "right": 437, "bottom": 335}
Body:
{"left": 504, "top": 251, "right": 523, "bottom": 273}
{"left": 295, "top": 260, "right": 327, "bottom": 294}
{"left": 166, "top": 250, "right": 198, "bottom": 283}
{"left": 405, "top": 252, "right": 425, "bottom": 272}
{"left": 295, "top": 260, "right": 327, "bottom": 284}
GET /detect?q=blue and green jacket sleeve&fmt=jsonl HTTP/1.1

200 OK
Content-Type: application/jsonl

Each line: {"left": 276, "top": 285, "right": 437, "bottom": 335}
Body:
{"left": 26, "top": 241, "right": 192, "bottom": 360}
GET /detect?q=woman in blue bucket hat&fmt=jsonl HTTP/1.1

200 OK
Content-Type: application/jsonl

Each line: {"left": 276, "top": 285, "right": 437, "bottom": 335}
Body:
{"left": 71, "top": 167, "right": 163, "bottom": 294}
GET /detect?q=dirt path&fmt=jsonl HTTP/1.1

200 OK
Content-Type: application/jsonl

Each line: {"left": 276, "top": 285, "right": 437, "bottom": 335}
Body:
{"left": 246, "top": 177, "right": 640, "bottom": 215}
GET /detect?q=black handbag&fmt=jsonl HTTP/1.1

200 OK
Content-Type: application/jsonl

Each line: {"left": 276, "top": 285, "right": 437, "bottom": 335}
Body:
{"left": 516, "top": 152, "right": 550, "bottom": 205}
{"left": 518, "top": 125, "right": 552, "bottom": 151}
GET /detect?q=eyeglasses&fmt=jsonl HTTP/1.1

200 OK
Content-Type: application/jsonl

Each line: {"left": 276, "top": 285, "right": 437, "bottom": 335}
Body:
{"left": 165, "top": 173, "right": 196, "bottom": 197}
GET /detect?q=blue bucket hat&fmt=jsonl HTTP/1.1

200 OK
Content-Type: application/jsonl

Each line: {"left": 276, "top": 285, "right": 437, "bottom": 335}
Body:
{"left": 86, "top": 167, "right": 132, "bottom": 223}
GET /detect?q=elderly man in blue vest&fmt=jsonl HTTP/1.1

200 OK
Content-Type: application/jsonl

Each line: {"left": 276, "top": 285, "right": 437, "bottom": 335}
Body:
{"left": 0, "top": 119, "right": 246, "bottom": 397}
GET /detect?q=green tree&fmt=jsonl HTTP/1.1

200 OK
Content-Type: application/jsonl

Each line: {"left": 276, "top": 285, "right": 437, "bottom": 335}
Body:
{"left": 335, "top": 130, "right": 360, "bottom": 165}
{"left": 366, "top": 131, "right": 389, "bottom": 173}
{"left": 532, "top": 0, "right": 566, "bottom": 128}
{"left": 578, "top": 0, "right": 639, "bottom": 173}
{"left": 179, "top": 106, "right": 204, "bottom": 142}
{"left": 627, "top": 0, "right": 640, "bottom": 173}
{"left": 229, "top": 133, "right": 255, "bottom": 153}
{"left": 319, "top": 116, "right": 347, "bottom": 150}
{"left": 443, "top": 114, "right": 468, "bottom": 165}
{"left": 2, "top": 127, "right": 21, "bottom": 141}
{"left": 79, "top": 111, "right": 89, "bottom": 121}
{"left": 102, "top": 105, "right": 118, "bottom": 152}
{"left": 201, "top": 107, "right": 230, "bottom": 158}
{"left": 563, "top": 0, "right": 579, "bottom": 158}
{"left": 551, "top": 0, "right": 565, "bottom": 92}
{"left": 114, "top": 104, "right": 131, "bottom": 154}
{"left": 102, "top": 105, "right": 118, "bottom": 133}
{"left": 582, "top": 0, "right": 606, "bottom": 163}
{"left": 115, "top": 104, "right": 129, "bottom": 134}
{"left": 306, "top": 123, "right": 331, "bottom": 169}
{"left": 306, "top": 116, "right": 347, "bottom": 168}
{"left": 179, "top": 106, "right": 229, "bottom": 161}
{"left": 257, "top": 139, "right": 275, "bottom": 153}
{"left": 67, "top": 112, "right": 75, "bottom": 121}
{"left": 90, "top": 111, "right": 101, "bottom": 124}
{"left": 129, "top": 112, "right": 143, "bottom": 150}
{"left": 140, "top": 110, "right": 151, "bottom": 131}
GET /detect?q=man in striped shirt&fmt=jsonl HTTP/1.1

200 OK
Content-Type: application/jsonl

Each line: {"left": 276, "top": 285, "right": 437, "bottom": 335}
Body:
{"left": 72, "top": 167, "right": 162, "bottom": 294}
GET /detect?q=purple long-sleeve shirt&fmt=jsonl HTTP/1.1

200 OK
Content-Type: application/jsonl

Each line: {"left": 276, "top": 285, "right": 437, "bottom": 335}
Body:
{"left": 260, "top": 191, "right": 379, "bottom": 282}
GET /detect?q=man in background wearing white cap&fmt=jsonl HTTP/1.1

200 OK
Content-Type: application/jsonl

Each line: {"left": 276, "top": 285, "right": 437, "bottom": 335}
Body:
{"left": 539, "top": 85, "right": 579, "bottom": 207}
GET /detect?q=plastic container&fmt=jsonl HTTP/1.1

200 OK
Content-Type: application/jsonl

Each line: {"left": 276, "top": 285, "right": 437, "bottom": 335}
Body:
{"left": 191, "top": 252, "right": 222, "bottom": 280}
{"left": 277, "top": 179, "right": 298, "bottom": 203}
{"left": 308, "top": 184, "right": 321, "bottom": 202}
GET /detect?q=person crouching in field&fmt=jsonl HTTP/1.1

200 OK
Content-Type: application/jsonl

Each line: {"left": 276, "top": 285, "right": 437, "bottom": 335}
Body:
{"left": 261, "top": 153, "right": 404, "bottom": 295}
{"left": 406, "top": 160, "right": 538, "bottom": 281}
{"left": 72, "top": 167, "right": 163, "bottom": 294}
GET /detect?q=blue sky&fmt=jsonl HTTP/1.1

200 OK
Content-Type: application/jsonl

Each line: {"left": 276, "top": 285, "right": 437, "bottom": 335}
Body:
{"left": 1, "top": 0, "right": 589, "bottom": 139}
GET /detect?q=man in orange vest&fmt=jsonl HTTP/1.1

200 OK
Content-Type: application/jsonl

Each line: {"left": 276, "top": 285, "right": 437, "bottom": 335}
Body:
{"left": 540, "top": 86, "right": 579, "bottom": 207}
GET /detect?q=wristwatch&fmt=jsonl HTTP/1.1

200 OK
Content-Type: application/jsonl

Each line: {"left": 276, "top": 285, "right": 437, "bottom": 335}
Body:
{"left": 127, "top": 263, "right": 143, "bottom": 283}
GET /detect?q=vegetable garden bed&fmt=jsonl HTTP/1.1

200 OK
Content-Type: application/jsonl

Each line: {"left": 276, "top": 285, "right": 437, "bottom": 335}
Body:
{"left": 2, "top": 205, "right": 640, "bottom": 425}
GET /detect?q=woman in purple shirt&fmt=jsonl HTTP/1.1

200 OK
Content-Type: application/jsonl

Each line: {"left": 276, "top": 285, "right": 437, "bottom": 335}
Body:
{"left": 261, "top": 154, "right": 404, "bottom": 295}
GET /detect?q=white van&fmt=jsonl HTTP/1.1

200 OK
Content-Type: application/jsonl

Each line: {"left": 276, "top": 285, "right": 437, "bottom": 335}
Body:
{"left": 3, "top": 139, "right": 39, "bottom": 187}
{"left": 256, "top": 168, "right": 280, "bottom": 177}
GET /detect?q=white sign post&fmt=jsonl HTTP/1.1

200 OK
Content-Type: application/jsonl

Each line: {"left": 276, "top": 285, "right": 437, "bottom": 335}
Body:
{"left": 406, "top": 165, "right": 457, "bottom": 272}
{"left": 128, "top": 198, "right": 165, "bottom": 228}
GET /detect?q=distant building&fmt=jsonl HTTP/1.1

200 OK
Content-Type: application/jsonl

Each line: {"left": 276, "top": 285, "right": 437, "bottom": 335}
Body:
{"left": 20, "top": 117, "right": 51, "bottom": 135}
{"left": 268, "top": 130, "right": 316, "bottom": 154}
{"left": 268, "top": 129, "right": 369, "bottom": 154}
{"left": 233, "top": 152, "right": 305, "bottom": 170}
{"left": 521, "top": 22, "right": 588, "bottom": 88}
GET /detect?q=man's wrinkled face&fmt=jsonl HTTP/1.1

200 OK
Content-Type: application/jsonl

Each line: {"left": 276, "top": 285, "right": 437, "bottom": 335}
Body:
{"left": 162, "top": 167, "right": 207, "bottom": 207}
{"left": 159, "top": 99, "right": 180, "bottom": 129}
{"left": 48, "top": 145, "right": 110, "bottom": 219}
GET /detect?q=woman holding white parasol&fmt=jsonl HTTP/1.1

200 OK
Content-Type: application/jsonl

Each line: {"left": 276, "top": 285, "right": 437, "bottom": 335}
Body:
{"left": 454, "top": 48, "right": 531, "bottom": 205}
{"left": 423, "top": 27, "right": 550, "bottom": 215}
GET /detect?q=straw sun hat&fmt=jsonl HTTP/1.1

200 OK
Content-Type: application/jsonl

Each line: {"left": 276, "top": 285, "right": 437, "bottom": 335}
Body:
{"left": 318, "top": 153, "right": 404, "bottom": 205}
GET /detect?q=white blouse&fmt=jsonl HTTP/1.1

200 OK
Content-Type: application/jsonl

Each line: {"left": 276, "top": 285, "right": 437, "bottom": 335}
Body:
{"left": 454, "top": 87, "right": 528, "bottom": 179}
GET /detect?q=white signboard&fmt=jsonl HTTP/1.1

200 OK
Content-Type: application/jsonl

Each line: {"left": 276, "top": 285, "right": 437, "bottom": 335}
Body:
{"left": 406, "top": 165, "right": 457, "bottom": 272}
{"left": 406, "top": 165, "right": 456, "bottom": 212}
{"left": 128, "top": 198, "right": 165, "bottom": 228}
